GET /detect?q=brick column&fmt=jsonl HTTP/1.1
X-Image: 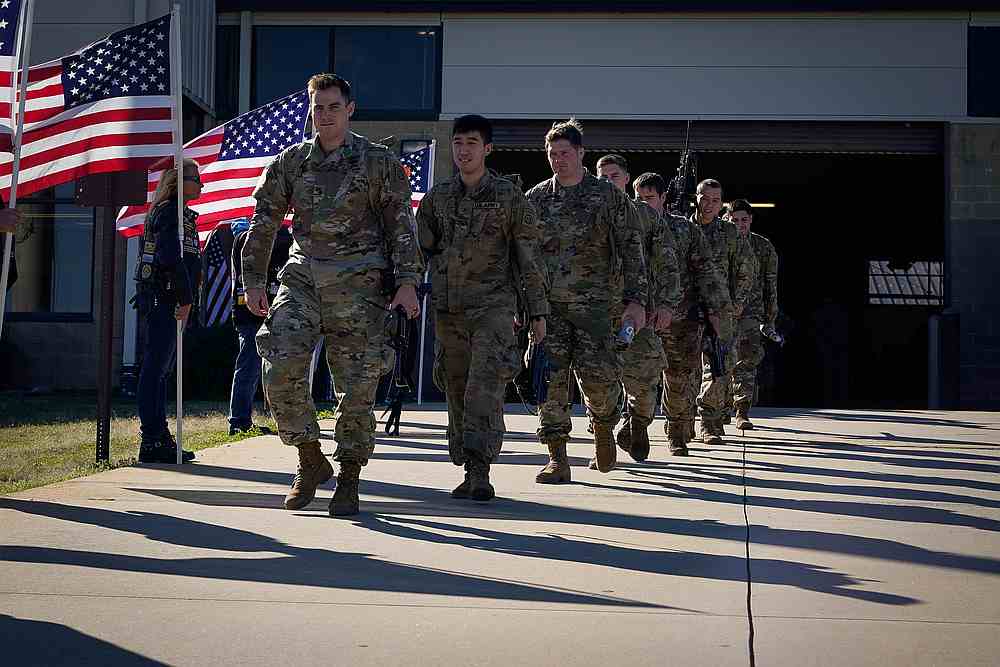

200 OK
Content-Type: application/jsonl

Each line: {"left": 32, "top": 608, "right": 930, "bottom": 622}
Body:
{"left": 948, "top": 123, "right": 1000, "bottom": 408}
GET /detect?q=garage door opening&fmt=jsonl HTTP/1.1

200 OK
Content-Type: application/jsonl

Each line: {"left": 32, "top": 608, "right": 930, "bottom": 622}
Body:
{"left": 488, "top": 147, "right": 945, "bottom": 409}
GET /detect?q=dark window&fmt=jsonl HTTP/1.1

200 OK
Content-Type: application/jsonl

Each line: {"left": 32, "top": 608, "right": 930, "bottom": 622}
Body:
{"left": 249, "top": 25, "right": 441, "bottom": 118}
{"left": 215, "top": 25, "right": 240, "bottom": 123}
{"left": 4, "top": 183, "right": 96, "bottom": 320}
{"left": 969, "top": 27, "right": 1000, "bottom": 118}
{"left": 333, "top": 27, "right": 439, "bottom": 119}
{"left": 252, "top": 26, "right": 333, "bottom": 108}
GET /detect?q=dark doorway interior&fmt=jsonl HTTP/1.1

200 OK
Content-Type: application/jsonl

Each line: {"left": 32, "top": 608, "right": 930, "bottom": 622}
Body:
{"left": 490, "top": 149, "right": 945, "bottom": 408}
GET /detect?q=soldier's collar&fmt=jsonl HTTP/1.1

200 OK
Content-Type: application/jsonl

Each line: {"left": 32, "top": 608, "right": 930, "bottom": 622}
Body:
{"left": 455, "top": 169, "right": 495, "bottom": 198}
{"left": 306, "top": 133, "right": 359, "bottom": 166}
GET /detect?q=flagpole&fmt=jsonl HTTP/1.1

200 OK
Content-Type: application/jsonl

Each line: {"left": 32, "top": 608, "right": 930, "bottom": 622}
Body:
{"left": 415, "top": 141, "right": 434, "bottom": 405}
{"left": 0, "top": 0, "right": 34, "bottom": 339}
{"left": 171, "top": 3, "right": 184, "bottom": 464}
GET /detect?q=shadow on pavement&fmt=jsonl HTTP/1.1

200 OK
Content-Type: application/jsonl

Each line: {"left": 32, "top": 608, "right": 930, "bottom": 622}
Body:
{"left": 0, "top": 614, "right": 168, "bottom": 666}
{"left": 0, "top": 498, "right": 665, "bottom": 610}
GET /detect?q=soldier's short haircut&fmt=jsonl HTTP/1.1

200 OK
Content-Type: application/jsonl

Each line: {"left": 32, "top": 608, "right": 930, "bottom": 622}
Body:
{"left": 596, "top": 154, "right": 628, "bottom": 173}
{"left": 452, "top": 114, "right": 493, "bottom": 145}
{"left": 633, "top": 172, "right": 667, "bottom": 195}
{"left": 307, "top": 73, "right": 353, "bottom": 103}
{"left": 730, "top": 198, "right": 753, "bottom": 215}
{"left": 697, "top": 178, "right": 723, "bottom": 194}
{"left": 545, "top": 118, "right": 584, "bottom": 148}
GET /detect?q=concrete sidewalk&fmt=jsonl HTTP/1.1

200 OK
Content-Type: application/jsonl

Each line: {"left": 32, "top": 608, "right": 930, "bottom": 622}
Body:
{"left": 2, "top": 407, "right": 999, "bottom": 666}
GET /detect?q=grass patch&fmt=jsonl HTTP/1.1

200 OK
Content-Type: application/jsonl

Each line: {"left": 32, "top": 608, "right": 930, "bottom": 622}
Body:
{"left": 0, "top": 392, "right": 274, "bottom": 496}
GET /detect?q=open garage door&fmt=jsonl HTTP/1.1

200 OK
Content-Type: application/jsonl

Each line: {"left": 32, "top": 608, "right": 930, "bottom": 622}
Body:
{"left": 489, "top": 121, "right": 946, "bottom": 409}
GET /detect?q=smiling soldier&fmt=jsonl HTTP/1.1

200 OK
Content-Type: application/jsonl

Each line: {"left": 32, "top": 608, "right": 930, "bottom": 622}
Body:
{"left": 243, "top": 73, "right": 424, "bottom": 517}
{"left": 417, "top": 114, "right": 549, "bottom": 501}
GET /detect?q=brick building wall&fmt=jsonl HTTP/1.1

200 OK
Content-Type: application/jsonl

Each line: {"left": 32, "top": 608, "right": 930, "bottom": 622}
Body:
{"left": 949, "top": 123, "right": 1000, "bottom": 408}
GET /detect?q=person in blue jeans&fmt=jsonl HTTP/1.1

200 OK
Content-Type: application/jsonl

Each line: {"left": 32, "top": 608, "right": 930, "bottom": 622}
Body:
{"left": 134, "top": 159, "right": 203, "bottom": 463}
{"left": 227, "top": 221, "right": 291, "bottom": 435}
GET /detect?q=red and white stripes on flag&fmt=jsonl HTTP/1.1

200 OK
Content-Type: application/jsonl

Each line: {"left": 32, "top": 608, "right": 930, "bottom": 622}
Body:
{"left": 117, "top": 89, "right": 310, "bottom": 241}
{"left": 0, "top": 14, "right": 175, "bottom": 199}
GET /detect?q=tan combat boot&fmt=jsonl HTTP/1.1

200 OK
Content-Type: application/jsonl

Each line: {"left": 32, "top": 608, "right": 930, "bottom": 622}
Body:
{"left": 467, "top": 454, "right": 495, "bottom": 502}
{"left": 284, "top": 441, "right": 334, "bottom": 510}
{"left": 735, "top": 404, "right": 754, "bottom": 430}
{"left": 593, "top": 421, "right": 616, "bottom": 473}
{"left": 591, "top": 417, "right": 632, "bottom": 470}
{"left": 536, "top": 442, "right": 571, "bottom": 484}
{"left": 451, "top": 470, "right": 471, "bottom": 499}
{"left": 329, "top": 460, "right": 362, "bottom": 516}
{"left": 666, "top": 421, "right": 690, "bottom": 456}
{"left": 699, "top": 420, "right": 724, "bottom": 445}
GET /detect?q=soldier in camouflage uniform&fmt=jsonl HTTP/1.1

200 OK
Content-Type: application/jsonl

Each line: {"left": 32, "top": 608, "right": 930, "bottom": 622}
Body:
{"left": 692, "top": 179, "right": 757, "bottom": 445}
{"left": 526, "top": 120, "right": 648, "bottom": 483}
{"left": 418, "top": 115, "right": 549, "bottom": 502}
{"left": 634, "top": 173, "right": 730, "bottom": 455}
{"left": 243, "top": 74, "right": 424, "bottom": 517}
{"left": 728, "top": 199, "right": 778, "bottom": 430}
{"left": 594, "top": 156, "right": 680, "bottom": 464}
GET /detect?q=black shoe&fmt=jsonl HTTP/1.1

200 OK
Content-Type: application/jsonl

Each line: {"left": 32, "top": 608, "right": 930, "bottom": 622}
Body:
{"left": 138, "top": 442, "right": 195, "bottom": 464}
{"left": 157, "top": 434, "right": 195, "bottom": 462}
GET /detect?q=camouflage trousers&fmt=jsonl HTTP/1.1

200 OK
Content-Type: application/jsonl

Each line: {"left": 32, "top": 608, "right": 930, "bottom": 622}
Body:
{"left": 660, "top": 319, "right": 704, "bottom": 437}
{"left": 621, "top": 326, "right": 667, "bottom": 428}
{"left": 731, "top": 317, "right": 764, "bottom": 410}
{"left": 256, "top": 268, "right": 385, "bottom": 465}
{"left": 697, "top": 331, "right": 742, "bottom": 427}
{"left": 538, "top": 302, "right": 622, "bottom": 444}
{"left": 436, "top": 308, "right": 520, "bottom": 465}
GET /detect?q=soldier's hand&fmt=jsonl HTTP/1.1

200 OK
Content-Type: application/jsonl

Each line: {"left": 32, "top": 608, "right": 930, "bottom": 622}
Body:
{"left": 390, "top": 284, "right": 420, "bottom": 320}
{"left": 175, "top": 304, "right": 192, "bottom": 321}
{"left": 654, "top": 307, "right": 673, "bottom": 333}
{"left": 0, "top": 207, "right": 21, "bottom": 234}
{"left": 530, "top": 316, "right": 546, "bottom": 345}
{"left": 246, "top": 288, "right": 269, "bottom": 317}
{"left": 623, "top": 301, "right": 646, "bottom": 331}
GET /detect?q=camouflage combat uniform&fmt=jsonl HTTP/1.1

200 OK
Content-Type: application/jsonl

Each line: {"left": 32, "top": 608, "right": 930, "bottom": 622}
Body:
{"left": 243, "top": 132, "right": 424, "bottom": 465}
{"left": 658, "top": 214, "right": 730, "bottom": 445}
{"left": 732, "top": 231, "right": 778, "bottom": 412}
{"left": 525, "top": 172, "right": 647, "bottom": 446}
{"left": 417, "top": 170, "right": 549, "bottom": 464}
{"left": 620, "top": 201, "right": 681, "bottom": 432}
{"left": 695, "top": 215, "right": 756, "bottom": 433}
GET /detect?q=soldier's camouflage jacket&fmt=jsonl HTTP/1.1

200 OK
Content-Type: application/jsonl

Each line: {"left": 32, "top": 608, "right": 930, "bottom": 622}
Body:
{"left": 242, "top": 132, "right": 423, "bottom": 290}
{"left": 630, "top": 199, "right": 681, "bottom": 313}
{"left": 526, "top": 172, "right": 647, "bottom": 308}
{"left": 691, "top": 214, "right": 756, "bottom": 314}
{"left": 665, "top": 213, "right": 730, "bottom": 318}
{"left": 745, "top": 231, "right": 779, "bottom": 325}
{"left": 417, "top": 170, "right": 550, "bottom": 318}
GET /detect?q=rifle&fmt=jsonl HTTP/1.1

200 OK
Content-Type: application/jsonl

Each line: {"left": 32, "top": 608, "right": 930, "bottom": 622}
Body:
{"left": 380, "top": 281, "right": 432, "bottom": 436}
{"left": 667, "top": 120, "right": 698, "bottom": 216}
{"left": 697, "top": 305, "right": 729, "bottom": 379}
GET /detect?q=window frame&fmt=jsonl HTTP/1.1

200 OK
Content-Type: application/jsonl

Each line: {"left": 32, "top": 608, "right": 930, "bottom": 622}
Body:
{"left": 3, "top": 187, "right": 97, "bottom": 323}
{"left": 241, "top": 19, "right": 442, "bottom": 121}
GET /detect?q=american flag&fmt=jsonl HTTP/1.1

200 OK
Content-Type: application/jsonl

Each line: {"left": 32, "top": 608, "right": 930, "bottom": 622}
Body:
{"left": 401, "top": 141, "right": 435, "bottom": 209}
{"left": 200, "top": 222, "right": 234, "bottom": 327}
{"left": 117, "top": 89, "right": 309, "bottom": 241}
{"left": 0, "top": 0, "right": 25, "bottom": 154}
{"left": 0, "top": 13, "right": 176, "bottom": 199}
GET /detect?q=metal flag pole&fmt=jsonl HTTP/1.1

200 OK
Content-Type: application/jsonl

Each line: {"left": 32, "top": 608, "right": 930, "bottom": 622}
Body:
{"left": 170, "top": 4, "right": 185, "bottom": 464}
{"left": 415, "top": 140, "right": 435, "bottom": 405}
{"left": 0, "top": 0, "right": 34, "bottom": 338}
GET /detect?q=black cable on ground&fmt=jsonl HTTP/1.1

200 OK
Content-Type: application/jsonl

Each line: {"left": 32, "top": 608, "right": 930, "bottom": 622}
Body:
{"left": 741, "top": 427, "right": 757, "bottom": 667}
